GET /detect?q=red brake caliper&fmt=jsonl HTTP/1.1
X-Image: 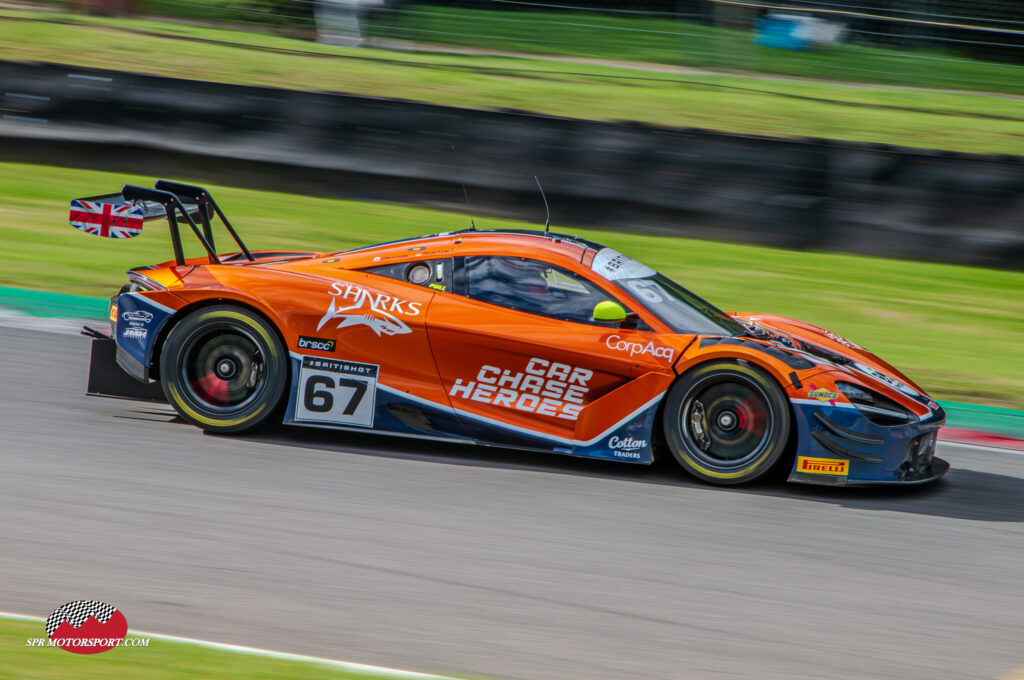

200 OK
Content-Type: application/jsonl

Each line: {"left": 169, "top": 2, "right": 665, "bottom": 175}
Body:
{"left": 191, "top": 374, "right": 229, "bottom": 406}
{"left": 737, "top": 396, "right": 766, "bottom": 436}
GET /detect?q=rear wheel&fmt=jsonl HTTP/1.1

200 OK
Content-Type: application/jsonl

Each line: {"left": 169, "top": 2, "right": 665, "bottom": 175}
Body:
{"left": 663, "top": 361, "right": 790, "bottom": 485}
{"left": 160, "top": 305, "right": 287, "bottom": 433}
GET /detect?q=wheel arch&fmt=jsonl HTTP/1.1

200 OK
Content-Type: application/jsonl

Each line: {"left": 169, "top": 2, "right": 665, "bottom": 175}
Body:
{"left": 148, "top": 294, "right": 288, "bottom": 382}
{"left": 659, "top": 355, "right": 800, "bottom": 476}
{"left": 671, "top": 353, "right": 799, "bottom": 416}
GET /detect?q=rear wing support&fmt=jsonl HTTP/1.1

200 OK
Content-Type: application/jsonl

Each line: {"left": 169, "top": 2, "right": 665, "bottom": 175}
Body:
{"left": 70, "top": 180, "right": 253, "bottom": 267}
{"left": 153, "top": 180, "right": 254, "bottom": 263}
{"left": 121, "top": 185, "right": 221, "bottom": 266}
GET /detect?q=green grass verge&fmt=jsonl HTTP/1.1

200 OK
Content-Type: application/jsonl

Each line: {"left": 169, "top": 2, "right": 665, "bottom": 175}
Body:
{"left": 368, "top": 5, "right": 1024, "bottom": 95}
{"left": 2, "top": 160, "right": 1023, "bottom": 408}
{"left": 0, "top": 617, "right": 444, "bottom": 680}
{"left": 1, "top": 10, "right": 1024, "bottom": 154}
{"left": 39, "top": 0, "right": 1024, "bottom": 97}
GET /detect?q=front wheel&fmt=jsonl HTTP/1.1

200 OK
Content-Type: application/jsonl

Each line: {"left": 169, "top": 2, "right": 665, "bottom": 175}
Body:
{"left": 160, "top": 305, "right": 287, "bottom": 434}
{"left": 663, "top": 361, "right": 791, "bottom": 485}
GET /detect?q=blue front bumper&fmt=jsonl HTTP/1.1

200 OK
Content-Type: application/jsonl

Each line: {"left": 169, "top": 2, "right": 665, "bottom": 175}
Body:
{"left": 787, "top": 401, "right": 949, "bottom": 486}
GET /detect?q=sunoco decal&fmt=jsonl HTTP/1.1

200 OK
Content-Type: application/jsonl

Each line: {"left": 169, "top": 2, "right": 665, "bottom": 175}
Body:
{"left": 807, "top": 383, "right": 841, "bottom": 406}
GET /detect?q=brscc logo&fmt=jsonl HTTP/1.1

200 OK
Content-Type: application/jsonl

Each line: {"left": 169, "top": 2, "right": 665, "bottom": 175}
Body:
{"left": 45, "top": 600, "right": 128, "bottom": 654}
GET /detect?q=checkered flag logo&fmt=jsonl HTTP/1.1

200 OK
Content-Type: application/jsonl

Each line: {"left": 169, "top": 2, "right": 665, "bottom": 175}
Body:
{"left": 35, "top": 600, "right": 131, "bottom": 655}
{"left": 46, "top": 600, "right": 117, "bottom": 637}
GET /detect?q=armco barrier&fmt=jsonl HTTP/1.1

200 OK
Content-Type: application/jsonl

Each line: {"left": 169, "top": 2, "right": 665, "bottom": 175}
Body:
{"left": 1, "top": 60, "right": 1022, "bottom": 268}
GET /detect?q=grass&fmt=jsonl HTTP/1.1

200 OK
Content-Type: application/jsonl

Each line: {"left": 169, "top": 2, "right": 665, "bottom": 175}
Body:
{"left": 1, "top": 10, "right": 1024, "bottom": 154}
{"left": 0, "top": 617, "right": 448, "bottom": 680}
{"left": 1, "top": 160, "right": 1023, "bottom": 408}
{"left": 43, "top": 0, "right": 1024, "bottom": 97}
{"left": 368, "top": 5, "right": 1024, "bottom": 95}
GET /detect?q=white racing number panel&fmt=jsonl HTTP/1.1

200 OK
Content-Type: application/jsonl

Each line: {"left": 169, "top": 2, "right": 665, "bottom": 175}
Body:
{"left": 295, "top": 357, "right": 378, "bottom": 427}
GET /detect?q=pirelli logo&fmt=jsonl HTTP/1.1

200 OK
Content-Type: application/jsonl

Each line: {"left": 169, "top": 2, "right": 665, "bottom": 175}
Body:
{"left": 797, "top": 456, "right": 849, "bottom": 476}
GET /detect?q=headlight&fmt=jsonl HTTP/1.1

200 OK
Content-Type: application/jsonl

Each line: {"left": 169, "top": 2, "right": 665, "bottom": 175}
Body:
{"left": 836, "top": 382, "right": 873, "bottom": 405}
{"left": 836, "top": 381, "right": 913, "bottom": 426}
{"left": 850, "top": 362, "right": 921, "bottom": 399}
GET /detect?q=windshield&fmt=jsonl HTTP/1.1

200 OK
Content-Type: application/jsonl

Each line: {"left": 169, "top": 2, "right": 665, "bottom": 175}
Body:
{"left": 590, "top": 248, "right": 744, "bottom": 335}
{"left": 617, "top": 275, "right": 745, "bottom": 335}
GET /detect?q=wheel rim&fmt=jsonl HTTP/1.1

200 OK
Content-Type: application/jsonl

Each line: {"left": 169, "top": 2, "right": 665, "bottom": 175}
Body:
{"left": 179, "top": 326, "right": 266, "bottom": 411}
{"left": 682, "top": 376, "right": 772, "bottom": 468}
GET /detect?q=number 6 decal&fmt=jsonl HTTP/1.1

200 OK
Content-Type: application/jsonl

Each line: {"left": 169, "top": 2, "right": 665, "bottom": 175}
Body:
{"left": 303, "top": 376, "right": 334, "bottom": 412}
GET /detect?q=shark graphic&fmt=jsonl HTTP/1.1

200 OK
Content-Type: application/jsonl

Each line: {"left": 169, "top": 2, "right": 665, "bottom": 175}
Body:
{"left": 317, "top": 294, "right": 412, "bottom": 337}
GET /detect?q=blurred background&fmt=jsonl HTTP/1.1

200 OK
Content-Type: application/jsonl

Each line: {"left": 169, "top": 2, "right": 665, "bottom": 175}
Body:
{"left": 40, "top": 0, "right": 1024, "bottom": 77}
{"left": 3, "top": 3, "right": 1024, "bottom": 680}
{"left": 0, "top": 0, "right": 1022, "bottom": 403}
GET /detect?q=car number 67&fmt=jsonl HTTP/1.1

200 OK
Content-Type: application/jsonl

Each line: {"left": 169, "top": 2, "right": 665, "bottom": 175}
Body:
{"left": 303, "top": 376, "right": 367, "bottom": 415}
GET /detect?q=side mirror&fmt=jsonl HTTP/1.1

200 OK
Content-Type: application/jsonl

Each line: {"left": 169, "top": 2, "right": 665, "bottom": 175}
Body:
{"left": 593, "top": 300, "right": 627, "bottom": 322}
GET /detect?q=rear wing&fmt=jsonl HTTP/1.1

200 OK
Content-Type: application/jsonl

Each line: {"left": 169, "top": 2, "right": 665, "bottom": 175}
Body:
{"left": 69, "top": 180, "right": 253, "bottom": 266}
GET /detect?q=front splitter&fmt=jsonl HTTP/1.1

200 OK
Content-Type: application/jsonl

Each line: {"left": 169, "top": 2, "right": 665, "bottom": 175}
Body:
{"left": 787, "top": 457, "right": 950, "bottom": 487}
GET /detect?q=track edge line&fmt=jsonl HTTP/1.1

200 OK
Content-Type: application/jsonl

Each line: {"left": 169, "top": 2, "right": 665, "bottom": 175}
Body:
{"left": 0, "top": 611, "right": 457, "bottom": 680}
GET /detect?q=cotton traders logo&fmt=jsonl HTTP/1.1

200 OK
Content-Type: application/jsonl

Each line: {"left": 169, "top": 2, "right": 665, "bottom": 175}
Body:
{"left": 609, "top": 435, "right": 646, "bottom": 452}
{"left": 608, "top": 435, "right": 647, "bottom": 459}
{"left": 317, "top": 282, "right": 423, "bottom": 337}
{"left": 41, "top": 601, "right": 128, "bottom": 654}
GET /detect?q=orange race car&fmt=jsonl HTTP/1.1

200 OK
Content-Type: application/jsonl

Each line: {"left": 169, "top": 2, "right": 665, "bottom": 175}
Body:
{"left": 75, "top": 181, "right": 948, "bottom": 486}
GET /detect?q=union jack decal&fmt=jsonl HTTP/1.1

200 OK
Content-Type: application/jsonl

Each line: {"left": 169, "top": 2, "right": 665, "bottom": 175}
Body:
{"left": 69, "top": 199, "right": 144, "bottom": 238}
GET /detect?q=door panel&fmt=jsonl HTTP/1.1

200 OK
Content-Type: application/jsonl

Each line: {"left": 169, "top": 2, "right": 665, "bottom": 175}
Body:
{"left": 427, "top": 293, "right": 664, "bottom": 446}
{"left": 277, "top": 271, "right": 452, "bottom": 432}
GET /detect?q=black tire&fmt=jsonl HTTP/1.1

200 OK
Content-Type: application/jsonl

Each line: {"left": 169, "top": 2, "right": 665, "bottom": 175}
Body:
{"left": 160, "top": 305, "right": 287, "bottom": 434}
{"left": 662, "top": 361, "right": 791, "bottom": 485}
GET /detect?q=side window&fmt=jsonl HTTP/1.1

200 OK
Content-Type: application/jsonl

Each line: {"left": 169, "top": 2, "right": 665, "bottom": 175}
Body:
{"left": 363, "top": 259, "right": 450, "bottom": 292}
{"left": 463, "top": 256, "right": 623, "bottom": 326}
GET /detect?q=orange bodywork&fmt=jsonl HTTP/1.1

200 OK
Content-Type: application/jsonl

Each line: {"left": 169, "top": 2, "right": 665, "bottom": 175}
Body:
{"left": 127, "top": 233, "right": 690, "bottom": 452}
{"left": 74, "top": 180, "right": 946, "bottom": 486}
{"left": 110, "top": 229, "right": 945, "bottom": 479}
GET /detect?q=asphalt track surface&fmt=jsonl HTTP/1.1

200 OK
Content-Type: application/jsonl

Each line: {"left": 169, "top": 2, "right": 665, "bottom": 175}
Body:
{"left": 2, "top": 324, "right": 1023, "bottom": 680}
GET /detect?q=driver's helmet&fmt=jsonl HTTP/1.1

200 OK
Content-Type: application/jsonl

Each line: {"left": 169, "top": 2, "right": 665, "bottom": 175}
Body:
{"left": 503, "top": 257, "right": 549, "bottom": 294}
